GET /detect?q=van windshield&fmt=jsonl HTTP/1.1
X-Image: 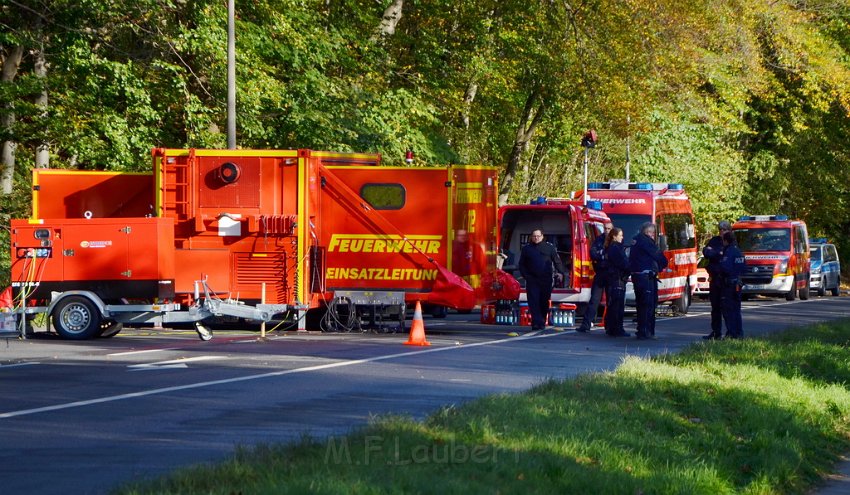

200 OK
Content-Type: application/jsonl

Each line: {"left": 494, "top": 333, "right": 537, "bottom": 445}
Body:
{"left": 809, "top": 246, "right": 822, "bottom": 261}
{"left": 606, "top": 214, "right": 652, "bottom": 246}
{"left": 735, "top": 228, "right": 791, "bottom": 252}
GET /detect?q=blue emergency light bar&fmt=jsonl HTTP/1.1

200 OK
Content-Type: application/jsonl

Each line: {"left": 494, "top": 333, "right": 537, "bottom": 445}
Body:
{"left": 588, "top": 182, "right": 609, "bottom": 189}
{"left": 811, "top": 237, "right": 829, "bottom": 244}
{"left": 530, "top": 196, "right": 547, "bottom": 205}
{"left": 586, "top": 200, "right": 603, "bottom": 211}
{"left": 738, "top": 214, "right": 789, "bottom": 221}
{"left": 667, "top": 183, "right": 684, "bottom": 190}
{"left": 628, "top": 183, "right": 652, "bottom": 190}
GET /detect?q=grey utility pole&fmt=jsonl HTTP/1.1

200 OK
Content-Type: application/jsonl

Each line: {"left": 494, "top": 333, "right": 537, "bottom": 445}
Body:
{"left": 227, "top": 0, "right": 236, "bottom": 149}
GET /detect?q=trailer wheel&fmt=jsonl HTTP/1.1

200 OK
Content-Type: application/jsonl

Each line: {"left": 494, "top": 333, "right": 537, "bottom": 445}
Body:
{"left": 98, "top": 321, "right": 123, "bottom": 338}
{"left": 52, "top": 296, "right": 102, "bottom": 340}
{"left": 430, "top": 305, "right": 448, "bottom": 319}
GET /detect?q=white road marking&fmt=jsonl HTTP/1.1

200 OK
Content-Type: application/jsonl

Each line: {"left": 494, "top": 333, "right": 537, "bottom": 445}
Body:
{"left": 0, "top": 332, "right": 561, "bottom": 419}
{"left": 0, "top": 362, "right": 40, "bottom": 369}
{"left": 127, "top": 356, "right": 227, "bottom": 371}
{"left": 108, "top": 348, "right": 177, "bottom": 357}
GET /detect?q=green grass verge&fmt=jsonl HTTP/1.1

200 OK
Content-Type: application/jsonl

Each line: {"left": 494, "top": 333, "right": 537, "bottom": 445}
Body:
{"left": 118, "top": 320, "right": 850, "bottom": 494}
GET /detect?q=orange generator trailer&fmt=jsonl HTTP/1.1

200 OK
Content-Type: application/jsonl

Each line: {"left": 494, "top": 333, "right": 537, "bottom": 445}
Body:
{"left": 8, "top": 148, "right": 503, "bottom": 339}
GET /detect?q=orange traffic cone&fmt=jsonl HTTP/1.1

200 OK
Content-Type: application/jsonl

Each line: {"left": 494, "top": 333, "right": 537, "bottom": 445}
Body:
{"left": 404, "top": 301, "right": 431, "bottom": 346}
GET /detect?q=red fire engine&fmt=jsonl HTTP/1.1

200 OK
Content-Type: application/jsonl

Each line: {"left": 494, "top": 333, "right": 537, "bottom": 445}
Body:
{"left": 8, "top": 149, "right": 504, "bottom": 339}
{"left": 732, "top": 215, "right": 811, "bottom": 301}
{"left": 573, "top": 181, "right": 698, "bottom": 313}
{"left": 496, "top": 198, "right": 610, "bottom": 322}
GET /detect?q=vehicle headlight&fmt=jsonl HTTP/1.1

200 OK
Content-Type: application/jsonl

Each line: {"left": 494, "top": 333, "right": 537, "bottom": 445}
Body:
{"left": 777, "top": 260, "right": 789, "bottom": 274}
{"left": 811, "top": 265, "right": 821, "bottom": 274}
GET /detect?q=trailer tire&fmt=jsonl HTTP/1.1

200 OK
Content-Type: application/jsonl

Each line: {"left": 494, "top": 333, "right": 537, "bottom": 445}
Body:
{"left": 430, "top": 306, "right": 448, "bottom": 319}
{"left": 98, "top": 321, "right": 123, "bottom": 338}
{"left": 52, "top": 296, "right": 102, "bottom": 340}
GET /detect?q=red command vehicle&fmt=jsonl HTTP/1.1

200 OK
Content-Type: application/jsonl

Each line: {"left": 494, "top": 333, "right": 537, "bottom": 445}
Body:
{"left": 732, "top": 215, "right": 811, "bottom": 301}
{"left": 495, "top": 198, "right": 610, "bottom": 323}
{"left": 573, "top": 181, "right": 698, "bottom": 313}
{"left": 9, "top": 149, "right": 501, "bottom": 339}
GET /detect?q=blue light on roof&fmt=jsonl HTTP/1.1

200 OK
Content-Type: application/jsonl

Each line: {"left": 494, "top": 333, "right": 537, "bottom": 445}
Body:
{"left": 586, "top": 200, "right": 603, "bottom": 211}
{"left": 588, "top": 182, "right": 608, "bottom": 189}
{"left": 667, "top": 183, "right": 684, "bottom": 190}
{"left": 774, "top": 214, "right": 788, "bottom": 221}
{"left": 630, "top": 183, "right": 652, "bottom": 190}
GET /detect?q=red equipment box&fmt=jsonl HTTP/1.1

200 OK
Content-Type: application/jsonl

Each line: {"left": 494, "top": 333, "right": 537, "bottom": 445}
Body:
{"left": 10, "top": 217, "right": 176, "bottom": 301}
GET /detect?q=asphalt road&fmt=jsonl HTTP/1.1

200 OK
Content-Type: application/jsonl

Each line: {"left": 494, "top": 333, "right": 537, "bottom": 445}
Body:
{"left": 1, "top": 295, "right": 849, "bottom": 494}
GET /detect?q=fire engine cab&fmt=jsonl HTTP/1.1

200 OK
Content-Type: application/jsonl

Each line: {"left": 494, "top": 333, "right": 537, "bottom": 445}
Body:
{"left": 8, "top": 148, "right": 503, "bottom": 339}
{"left": 732, "top": 215, "right": 811, "bottom": 301}
{"left": 573, "top": 181, "right": 698, "bottom": 313}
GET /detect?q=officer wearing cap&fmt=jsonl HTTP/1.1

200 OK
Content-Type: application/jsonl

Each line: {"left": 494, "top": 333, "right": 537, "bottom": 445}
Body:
{"left": 719, "top": 231, "right": 747, "bottom": 338}
{"left": 702, "top": 220, "right": 731, "bottom": 340}
{"left": 578, "top": 221, "right": 614, "bottom": 333}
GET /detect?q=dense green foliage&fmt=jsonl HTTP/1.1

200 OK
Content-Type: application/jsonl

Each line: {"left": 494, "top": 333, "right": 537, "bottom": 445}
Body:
{"left": 120, "top": 320, "right": 850, "bottom": 494}
{"left": 2, "top": 0, "right": 850, "bottom": 285}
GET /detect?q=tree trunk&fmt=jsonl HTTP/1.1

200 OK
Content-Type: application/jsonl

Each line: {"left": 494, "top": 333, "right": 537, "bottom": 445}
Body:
{"left": 498, "top": 90, "right": 545, "bottom": 206}
{"left": 460, "top": 81, "right": 477, "bottom": 129}
{"left": 374, "top": 0, "right": 404, "bottom": 40}
{"left": 35, "top": 39, "right": 49, "bottom": 168}
{"left": 1, "top": 46, "right": 24, "bottom": 195}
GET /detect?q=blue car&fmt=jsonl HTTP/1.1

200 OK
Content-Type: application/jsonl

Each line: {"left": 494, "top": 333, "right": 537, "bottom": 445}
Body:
{"left": 809, "top": 241, "right": 841, "bottom": 296}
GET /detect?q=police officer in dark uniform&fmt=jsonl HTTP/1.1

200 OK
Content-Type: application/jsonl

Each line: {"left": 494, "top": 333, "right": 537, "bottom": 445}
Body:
{"left": 519, "top": 229, "right": 566, "bottom": 330}
{"left": 719, "top": 230, "right": 747, "bottom": 338}
{"left": 603, "top": 227, "right": 630, "bottom": 337}
{"left": 629, "top": 222, "right": 668, "bottom": 340}
{"left": 578, "top": 222, "right": 613, "bottom": 332}
{"left": 702, "top": 220, "right": 731, "bottom": 340}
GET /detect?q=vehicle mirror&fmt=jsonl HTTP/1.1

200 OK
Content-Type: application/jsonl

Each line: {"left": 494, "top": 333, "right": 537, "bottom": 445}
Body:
{"left": 657, "top": 234, "right": 668, "bottom": 252}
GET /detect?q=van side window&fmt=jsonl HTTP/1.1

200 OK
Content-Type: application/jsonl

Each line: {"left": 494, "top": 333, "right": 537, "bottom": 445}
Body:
{"left": 660, "top": 213, "right": 695, "bottom": 249}
{"left": 826, "top": 245, "right": 838, "bottom": 262}
{"left": 794, "top": 226, "right": 806, "bottom": 254}
{"left": 586, "top": 222, "right": 601, "bottom": 242}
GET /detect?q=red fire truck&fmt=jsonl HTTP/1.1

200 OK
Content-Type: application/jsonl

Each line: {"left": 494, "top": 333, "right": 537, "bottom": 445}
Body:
{"left": 497, "top": 198, "right": 610, "bottom": 319}
{"left": 8, "top": 149, "right": 503, "bottom": 339}
{"left": 732, "top": 215, "right": 811, "bottom": 301}
{"left": 573, "top": 181, "right": 698, "bottom": 313}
